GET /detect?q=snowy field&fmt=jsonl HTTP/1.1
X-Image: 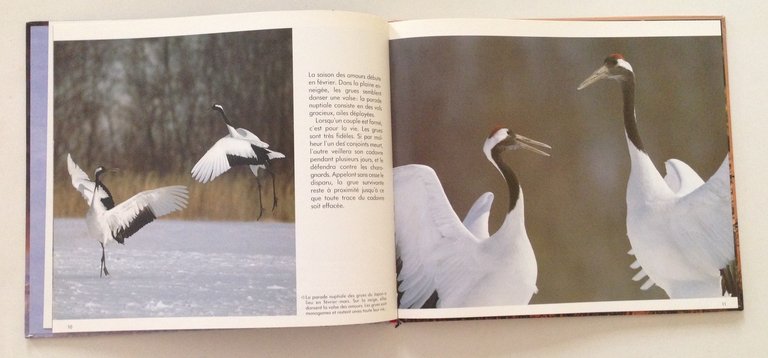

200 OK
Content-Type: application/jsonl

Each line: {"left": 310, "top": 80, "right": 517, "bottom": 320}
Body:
{"left": 52, "top": 219, "right": 296, "bottom": 319}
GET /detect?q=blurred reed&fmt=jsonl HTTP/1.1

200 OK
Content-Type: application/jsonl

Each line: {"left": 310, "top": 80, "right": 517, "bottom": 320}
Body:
{"left": 53, "top": 171, "right": 295, "bottom": 222}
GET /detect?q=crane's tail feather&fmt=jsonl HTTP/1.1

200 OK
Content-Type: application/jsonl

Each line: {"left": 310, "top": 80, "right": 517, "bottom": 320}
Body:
{"left": 628, "top": 250, "right": 656, "bottom": 291}
{"left": 632, "top": 269, "right": 647, "bottom": 282}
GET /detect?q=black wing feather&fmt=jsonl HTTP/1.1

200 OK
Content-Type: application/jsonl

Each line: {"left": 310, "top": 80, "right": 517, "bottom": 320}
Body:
{"left": 112, "top": 206, "right": 157, "bottom": 244}
{"left": 226, "top": 145, "right": 271, "bottom": 167}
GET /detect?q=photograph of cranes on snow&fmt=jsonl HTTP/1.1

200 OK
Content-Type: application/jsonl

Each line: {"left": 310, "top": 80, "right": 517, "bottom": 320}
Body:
{"left": 51, "top": 28, "right": 297, "bottom": 319}
{"left": 391, "top": 33, "right": 740, "bottom": 308}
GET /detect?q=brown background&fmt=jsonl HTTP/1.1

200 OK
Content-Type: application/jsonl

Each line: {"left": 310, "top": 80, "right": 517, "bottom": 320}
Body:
{"left": 391, "top": 35, "right": 730, "bottom": 303}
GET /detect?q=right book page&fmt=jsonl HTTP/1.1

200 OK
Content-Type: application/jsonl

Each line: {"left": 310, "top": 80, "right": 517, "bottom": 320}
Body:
{"left": 388, "top": 18, "right": 742, "bottom": 320}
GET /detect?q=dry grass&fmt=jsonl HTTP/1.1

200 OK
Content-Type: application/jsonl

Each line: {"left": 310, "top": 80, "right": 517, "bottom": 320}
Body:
{"left": 54, "top": 171, "right": 295, "bottom": 222}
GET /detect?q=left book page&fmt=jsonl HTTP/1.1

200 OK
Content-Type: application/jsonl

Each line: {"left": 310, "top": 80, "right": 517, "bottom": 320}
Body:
{"left": 26, "top": 10, "right": 396, "bottom": 337}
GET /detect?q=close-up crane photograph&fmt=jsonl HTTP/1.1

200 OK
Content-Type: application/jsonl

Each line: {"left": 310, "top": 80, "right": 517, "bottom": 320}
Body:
{"left": 391, "top": 34, "right": 737, "bottom": 307}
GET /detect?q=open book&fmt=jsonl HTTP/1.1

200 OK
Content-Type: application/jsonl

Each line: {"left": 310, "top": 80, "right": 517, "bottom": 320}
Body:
{"left": 26, "top": 11, "right": 742, "bottom": 337}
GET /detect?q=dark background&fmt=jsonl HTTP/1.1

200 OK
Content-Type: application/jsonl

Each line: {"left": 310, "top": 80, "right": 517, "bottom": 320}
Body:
{"left": 391, "top": 35, "right": 730, "bottom": 303}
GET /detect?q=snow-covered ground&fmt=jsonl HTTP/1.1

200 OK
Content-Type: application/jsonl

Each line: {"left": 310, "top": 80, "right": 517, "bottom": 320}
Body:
{"left": 53, "top": 219, "right": 296, "bottom": 319}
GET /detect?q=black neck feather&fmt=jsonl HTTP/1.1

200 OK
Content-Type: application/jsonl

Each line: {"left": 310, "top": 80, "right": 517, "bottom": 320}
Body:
{"left": 94, "top": 176, "right": 116, "bottom": 210}
{"left": 621, "top": 75, "right": 644, "bottom": 151}
{"left": 491, "top": 146, "right": 521, "bottom": 213}
{"left": 216, "top": 108, "right": 233, "bottom": 127}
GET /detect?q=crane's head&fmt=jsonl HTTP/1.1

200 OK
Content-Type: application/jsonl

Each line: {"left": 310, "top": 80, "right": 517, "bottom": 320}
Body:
{"left": 94, "top": 166, "right": 106, "bottom": 178}
{"left": 577, "top": 53, "right": 634, "bottom": 90}
{"left": 210, "top": 103, "right": 234, "bottom": 126}
{"left": 483, "top": 127, "right": 551, "bottom": 166}
{"left": 94, "top": 166, "right": 119, "bottom": 180}
{"left": 211, "top": 103, "right": 225, "bottom": 113}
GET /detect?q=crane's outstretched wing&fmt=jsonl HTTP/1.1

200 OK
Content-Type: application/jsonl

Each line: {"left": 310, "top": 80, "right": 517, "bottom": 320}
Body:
{"left": 66, "top": 153, "right": 106, "bottom": 206}
{"left": 235, "top": 127, "right": 270, "bottom": 148}
{"left": 105, "top": 185, "right": 189, "bottom": 244}
{"left": 462, "top": 192, "right": 494, "bottom": 239}
{"left": 669, "top": 154, "right": 735, "bottom": 275}
{"left": 395, "top": 164, "right": 488, "bottom": 309}
{"left": 191, "top": 137, "right": 282, "bottom": 183}
{"left": 664, "top": 158, "right": 705, "bottom": 196}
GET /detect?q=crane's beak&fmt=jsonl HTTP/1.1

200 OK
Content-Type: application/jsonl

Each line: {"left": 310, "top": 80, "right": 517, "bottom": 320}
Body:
{"left": 514, "top": 134, "right": 551, "bottom": 157}
{"left": 577, "top": 65, "right": 609, "bottom": 90}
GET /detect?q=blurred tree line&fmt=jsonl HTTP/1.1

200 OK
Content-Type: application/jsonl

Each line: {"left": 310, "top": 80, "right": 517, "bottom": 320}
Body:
{"left": 53, "top": 28, "right": 294, "bottom": 180}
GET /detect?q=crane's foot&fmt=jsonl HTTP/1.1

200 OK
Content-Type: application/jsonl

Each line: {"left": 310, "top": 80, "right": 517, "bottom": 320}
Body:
{"left": 99, "top": 243, "right": 109, "bottom": 277}
{"left": 100, "top": 257, "right": 108, "bottom": 277}
{"left": 99, "top": 263, "right": 110, "bottom": 278}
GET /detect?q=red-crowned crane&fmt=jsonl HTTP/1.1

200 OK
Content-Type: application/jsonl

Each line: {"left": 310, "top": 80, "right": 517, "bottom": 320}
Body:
{"left": 395, "top": 128, "right": 550, "bottom": 308}
{"left": 578, "top": 53, "right": 735, "bottom": 298}
{"left": 66, "top": 154, "right": 189, "bottom": 277}
{"left": 191, "top": 104, "right": 285, "bottom": 220}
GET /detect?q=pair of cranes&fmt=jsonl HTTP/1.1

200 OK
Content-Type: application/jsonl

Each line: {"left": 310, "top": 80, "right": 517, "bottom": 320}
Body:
{"left": 396, "top": 54, "right": 736, "bottom": 308}
{"left": 67, "top": 104, "right": 284, "bottom": 277}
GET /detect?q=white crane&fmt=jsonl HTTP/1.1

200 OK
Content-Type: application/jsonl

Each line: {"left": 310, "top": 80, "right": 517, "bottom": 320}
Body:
{"left": 66, "top": 154, "right": 189, "bottom": 277}
{"left": 395, "top": 128, "right": 550, "bottom": 308}
{"left": 578, "top": 53, "right": 736, "bottom": 298}
{"left": 191, "top": 104, "right": 285, "bottom": 220}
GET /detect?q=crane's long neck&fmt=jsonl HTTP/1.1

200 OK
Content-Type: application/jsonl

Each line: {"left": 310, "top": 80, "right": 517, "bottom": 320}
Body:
{"left": 93, "top": 176, "right": 115, "bottom": 210}
{"left": 621, "top": 76, "right": 644, "bottom": 152}
{"left": 488, "top": 147, "right": 528, "bottom": 248}
{"left": 491, "top": 148, "right": 521, "bottom": 214}
{"left": 619, "top": 74, "right": 671, "bottom": 201}
{"left": 216, "top": 109, "right": 238, "bottom": 137}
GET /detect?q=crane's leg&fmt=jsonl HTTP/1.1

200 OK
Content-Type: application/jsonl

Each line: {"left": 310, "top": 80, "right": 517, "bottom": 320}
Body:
{"left": 268, "top": 168, "right": 278, "bottom": 211}
{"left": 100, "top": 242, "right": 110, "bottom": 277}
{"left": 256, "top": 177, "right": 264, "bottom": 221}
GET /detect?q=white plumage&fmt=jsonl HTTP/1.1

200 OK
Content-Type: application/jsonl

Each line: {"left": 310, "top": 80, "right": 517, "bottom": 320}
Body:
{"left": 67, "top": 153, "right": 189, "bottom": 277}
{"left": 395, "top": 128, "right": 550, "bottom": 308}
{"left": 578, "top": 53, "right": 735, "bottom": 298}
{"left": 191, "top": 104, "right": 285, "bottom": 220}
{"left": 462, "top": 192, "right": 494, "bottom": 239}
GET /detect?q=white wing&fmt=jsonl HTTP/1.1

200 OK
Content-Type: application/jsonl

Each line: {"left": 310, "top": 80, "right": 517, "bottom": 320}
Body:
{"left": 462, "top": 192, "right": 494, "bottom": 239}
{"left": 104, "top": 185, "right": 189, "bottom": 242}
{"left": 669, "top": 154, "right": 734, "bottom": 273}
{"left": 235, "top": 128, "right": 285, "bottom": 160}
{"left": 66, "top": 153, "right": 108, "bottom": 206}
{"left": 395, "top": 164, "right": 488, "bottom": 308}
{"left": 268, "top": 150, "right": 286, "bottom": 160}
{"left": 191, "top": 137, "right": 260, "bottom": 183}
{"left": 628, "top": 250, "right": 656, "bottom": 290}
{"left": 664, "top": 159, "right": 705, "bottom": 196}
{"left": 235, "top": 127, "right": 269, "bottom": 148}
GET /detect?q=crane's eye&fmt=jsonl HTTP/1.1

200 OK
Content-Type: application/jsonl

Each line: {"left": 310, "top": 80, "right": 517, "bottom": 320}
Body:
{"left": 604, "top": 56, "right": 618, "bottom": 67}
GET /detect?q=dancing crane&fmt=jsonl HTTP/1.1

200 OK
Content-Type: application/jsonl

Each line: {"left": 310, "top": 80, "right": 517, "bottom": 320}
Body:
{"left": 66, "top": 154, "right": 189, "bottom": 277}
{"left": 578, "top": 53, "right": 736, "bottom": 298}
{"left": 191, "top": 104, "right": 285, "bottom": 220}
{"left": 395, "top": 128, "right": 550, "bottom": 308}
